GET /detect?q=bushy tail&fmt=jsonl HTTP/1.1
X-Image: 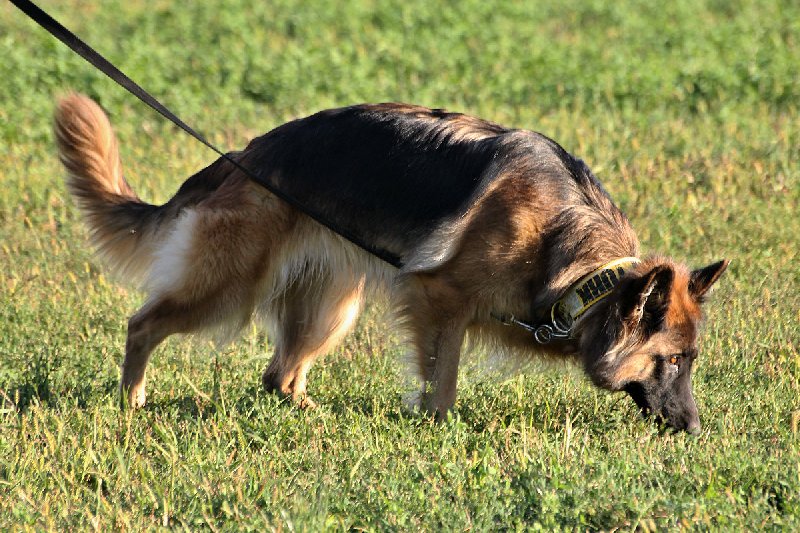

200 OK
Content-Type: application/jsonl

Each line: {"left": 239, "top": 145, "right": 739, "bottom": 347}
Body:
{"left": 55, "top": 93, "right": 161, "bottom": 283}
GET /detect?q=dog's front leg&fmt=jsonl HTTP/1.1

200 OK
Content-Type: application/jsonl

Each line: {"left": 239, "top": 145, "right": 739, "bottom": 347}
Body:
{"left": 401, "top": 273, "right": 471, "bottom": 419}
{"left": 414, "top": 313, "right": 470, "bottom": 420}
{"left": 422, "top": 318, "right": 468, "bottom": 419}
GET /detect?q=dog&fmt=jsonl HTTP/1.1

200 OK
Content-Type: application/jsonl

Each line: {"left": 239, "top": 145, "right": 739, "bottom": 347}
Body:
{"left": 54, "top": 94, "right": 728, "bottom": 432}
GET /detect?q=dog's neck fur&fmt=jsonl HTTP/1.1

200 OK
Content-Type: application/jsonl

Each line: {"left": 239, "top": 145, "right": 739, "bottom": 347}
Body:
{"left": 509, "top": 163, "right": 643, "bottom": 356}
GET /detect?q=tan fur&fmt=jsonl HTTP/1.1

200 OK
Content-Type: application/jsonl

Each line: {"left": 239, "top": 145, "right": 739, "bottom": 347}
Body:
{"left": 54, "top": 94, "right": 127, "bottom": 197}
{"left": 666, "top": 267, "right": 703, "bottom": 329}
{"left": 611, "top": 347, "right": 657, "bottom": 385}
{"left": 54, "top": 94, "right": 157, "bottom": 282}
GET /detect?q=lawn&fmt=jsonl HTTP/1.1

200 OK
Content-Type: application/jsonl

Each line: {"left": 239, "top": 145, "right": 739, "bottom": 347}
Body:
{"left": 1, "top": 0, "right": 799, "bottom": 529}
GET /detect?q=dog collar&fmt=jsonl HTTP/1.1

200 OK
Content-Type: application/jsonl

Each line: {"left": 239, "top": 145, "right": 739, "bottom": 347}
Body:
{"left": 492, "top": 257, "right": 640, "bottom": 343}
{"left": 550, "top": 257, "right": 640, "bottom": 332}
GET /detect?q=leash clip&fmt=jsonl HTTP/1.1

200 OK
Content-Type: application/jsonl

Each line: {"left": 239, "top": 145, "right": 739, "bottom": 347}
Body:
{"left": 533, "top": 324, "right": 554, "bottom": 344}
{"left": 491, "top": 312, "right": 569, "bottom": 345}
{"left": 533, "top": 321, "right": 571, "bottom": 344}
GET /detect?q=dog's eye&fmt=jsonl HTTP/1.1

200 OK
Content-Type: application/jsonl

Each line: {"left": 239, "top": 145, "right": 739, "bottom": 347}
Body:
{"left": 666, "top": 354, "right": 682, "bottom": 373}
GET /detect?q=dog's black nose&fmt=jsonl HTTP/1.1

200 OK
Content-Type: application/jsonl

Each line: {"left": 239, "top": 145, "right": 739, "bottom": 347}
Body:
{"left": 685, "top": 418, "right": 701, "bottom": 435}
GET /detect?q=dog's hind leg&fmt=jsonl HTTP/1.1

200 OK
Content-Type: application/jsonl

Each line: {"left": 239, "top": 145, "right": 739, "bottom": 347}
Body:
{"left": 121, "top": 282, "right": 262, "bottom": 409}
{"left": 262, "top": 270, "right": 365, "bottom": 408}
{"left": 121, "top": 297, "right": 192, "bottom": 408}
{"left": 120, "top": 185, "right": 287, "bottom": 408}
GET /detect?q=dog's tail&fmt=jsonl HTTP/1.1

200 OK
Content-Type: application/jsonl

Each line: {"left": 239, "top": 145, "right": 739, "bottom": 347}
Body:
{"left": 55, "top": 93, "right": 162, "bottom": 283}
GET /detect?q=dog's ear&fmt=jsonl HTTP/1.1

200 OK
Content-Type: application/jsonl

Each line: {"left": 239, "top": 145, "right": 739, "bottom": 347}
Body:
{"left": 618, "top": 265, "right": 674, "bottom": 331}
{"left": 689, "top": 259, "right": 729, "bottom": 300}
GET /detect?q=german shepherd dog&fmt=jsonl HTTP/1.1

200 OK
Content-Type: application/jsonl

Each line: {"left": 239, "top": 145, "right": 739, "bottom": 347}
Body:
{"left": 55, "top": 94, "right": 728, "bottom": 432}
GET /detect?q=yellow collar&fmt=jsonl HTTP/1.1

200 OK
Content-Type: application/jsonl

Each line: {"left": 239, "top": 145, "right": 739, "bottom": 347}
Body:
{"left": 550, "top": 257, "right": 640, "bottom": 334}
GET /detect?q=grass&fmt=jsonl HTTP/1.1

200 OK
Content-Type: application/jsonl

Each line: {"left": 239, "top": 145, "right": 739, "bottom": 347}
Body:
{"left": 1, "top": 0, "right": 799, "bottom": 529}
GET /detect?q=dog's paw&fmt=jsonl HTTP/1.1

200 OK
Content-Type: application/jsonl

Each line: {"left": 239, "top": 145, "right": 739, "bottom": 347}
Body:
{"left": 294, "top": 393, "right": 317, "bottom": 410}
{"left": 119, "top": 384, "right": 146, "bottom": 410}
{"left": 401, "top": 389, "right": 423, "bottom": 413}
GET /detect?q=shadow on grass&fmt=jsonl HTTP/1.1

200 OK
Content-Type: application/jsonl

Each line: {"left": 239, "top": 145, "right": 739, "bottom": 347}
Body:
{"left": 3, "top": 376, "right": 117, "bottom": 414}
{"left": 318, "top": 385, "right": 593, "bottom": 432}
{"left": 324, "top": 392, "right": 415, "bottom": 424}
{"left": 3, "top": 375, "right": 634, "bottom": 441}
{"left": 143, "top": 394, "right": 214, "bottom": 420}
{"left": 143, "top": 384, "right": 293, "bottom": 421}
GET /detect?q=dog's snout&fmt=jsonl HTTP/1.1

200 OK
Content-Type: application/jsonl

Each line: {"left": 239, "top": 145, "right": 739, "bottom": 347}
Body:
{"left": 663, "top": 399, "right": 701, "bottom": 434}
{"left": 678, "top": 402, "right": 701, "bottom": 434}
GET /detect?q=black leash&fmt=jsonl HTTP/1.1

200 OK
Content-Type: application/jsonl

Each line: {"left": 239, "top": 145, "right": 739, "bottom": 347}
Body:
{"left": 9, "top": 0, "right": 404, "bottom": 269}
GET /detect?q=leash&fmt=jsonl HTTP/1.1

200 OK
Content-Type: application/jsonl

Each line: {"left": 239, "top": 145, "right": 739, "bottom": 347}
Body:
{"left": 9, "top": 0, "right": 404, "bottom": 269}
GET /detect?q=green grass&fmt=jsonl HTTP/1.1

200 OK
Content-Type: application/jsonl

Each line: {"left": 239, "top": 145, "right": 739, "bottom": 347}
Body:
{"left": 1, "top": 0, "right": 799, "bottom": 529}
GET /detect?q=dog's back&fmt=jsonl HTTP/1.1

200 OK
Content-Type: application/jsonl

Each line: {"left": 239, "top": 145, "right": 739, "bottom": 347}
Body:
{"left": 240, "top": 104, "right": 509, "bottom": 258}
{"left": 237, "top": 104, "right": 634, "bottom": 273}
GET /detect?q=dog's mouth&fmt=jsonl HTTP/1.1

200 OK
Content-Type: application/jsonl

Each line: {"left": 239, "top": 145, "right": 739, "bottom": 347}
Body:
{"left": 623, "top": 382, "right": 653, "bottom": 417}
{"left": 623, "top": 382, "right": 700, "bottom": 434}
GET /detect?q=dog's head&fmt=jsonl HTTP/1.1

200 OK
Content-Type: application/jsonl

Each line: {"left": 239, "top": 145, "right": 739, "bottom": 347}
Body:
{"left": 579, "top": 258, "right": 729, "bottom": 433}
